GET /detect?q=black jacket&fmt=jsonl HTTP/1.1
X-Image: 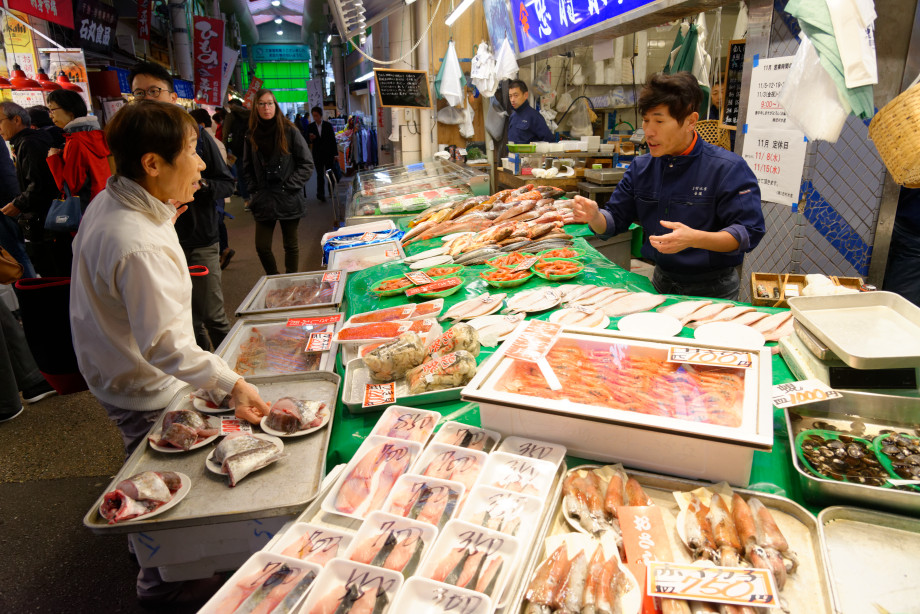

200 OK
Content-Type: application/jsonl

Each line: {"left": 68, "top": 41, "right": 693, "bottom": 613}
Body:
{"left": 306, "top": 120, "right": 337, "bottom": 166}
{"left": 174, "top": 126, "right": 235, "bottom": 249}
{"left": 242, "top": 123, "right": 314, "bottom": 222}
{"left": 222, "top": 106, "right": 250, "bottom": 159}
{"left": 0, "top": 142, "right": 21, "bottom": 206}
{"left": 9, "top": 128, "right": 58, "bottom": 220}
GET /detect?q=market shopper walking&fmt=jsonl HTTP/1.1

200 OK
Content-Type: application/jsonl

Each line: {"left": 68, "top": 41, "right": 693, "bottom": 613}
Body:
{"left": 0, "top": 140, "right": 34, "bottom": 279}
{"left": 306, "top": 105, "right": 337, "bottom": 202}
{"left": 70, "top": 100, "right": 270, "bottom": 603}
{"left": 190, "top": 108, "right": 235, "bottom": 269}
{"left": 130, "top": 62, "right": 235, "bottom": 351}
{"left": 0, "top": 298, "right": 56, "bottom": 422}
{"left": 242, "top": 89, "right": 315, "bottom": 275}
{"left": 223, "top": 99, "right": 251, "bottom": 207}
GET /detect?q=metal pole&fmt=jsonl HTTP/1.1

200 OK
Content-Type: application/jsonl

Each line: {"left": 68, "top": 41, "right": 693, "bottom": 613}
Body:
{"left": 169, "top": 0, "right": 194, "bottom": 81}
{"left": 414, "top": 0, "right": 432, "bottom": 161}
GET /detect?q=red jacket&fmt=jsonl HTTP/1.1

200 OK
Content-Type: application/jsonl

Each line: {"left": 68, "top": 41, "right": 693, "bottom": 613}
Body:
{"left": 46, "top": 116, "right": 111, "bottom": 204}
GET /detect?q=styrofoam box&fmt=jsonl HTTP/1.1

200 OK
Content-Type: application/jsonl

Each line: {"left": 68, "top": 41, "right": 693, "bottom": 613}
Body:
{"left": 432, "top": 421, "right": 501, "bottom": 453}
{"left": 381, "top": 474, "right": 466, "bottom": 530}
{"left": 475, "top": 452, "right": 557, "bottom": 498}
{"left": 342, "top": 510, "right": 438, "bottom": 575}
{"left": 496, "top": 436, "right": 567, "bottom": 469}
{"left": 128, "top": 516, "right": 290, "bottom": 582}
{"left": 321, "top": 220, "right": 396, "bottom": 246}
{"left": 198, "top": 551, "right": 321, "bottom": 613}
{"left": 392, "top": 577, "right": 493, "bottom": 614}
{"left": 267, "top": 522, "right": 353, "bottom": 566}
{"left": 298, "top": 559, "right": 404, "bottom": 614}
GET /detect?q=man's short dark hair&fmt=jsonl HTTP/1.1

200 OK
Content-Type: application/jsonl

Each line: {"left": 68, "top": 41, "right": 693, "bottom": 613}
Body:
{"left": 26, "top": 105, "right": 52, "bottom": 127}
{"left": 106, "top": 100, "right": 197, "bottom": 181}
{"left": 47, "top": 89, "right": 88, "bottom": 118}
{"left": 311, "top": 106, "right": 322, "bottom": 115}
{"left": 129, "top": 61, "right": 174, "bottom": 91}
{"left": 189, "top": 108, "right": 212, "bottom": 128}
{"left": 508, "top": 79, "right": 528, "bottom": 93}
{"left": 638, "top": 72, "right": 701, "bottom": 124}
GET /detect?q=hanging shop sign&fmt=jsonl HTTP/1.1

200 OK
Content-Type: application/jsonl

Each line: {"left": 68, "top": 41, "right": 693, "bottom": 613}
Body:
{"left": 721, "top": 40, "right": 745, "bottom": 130}
{"left": 7, "top": 0, "right": 74, "bottom": 30}
{"left": 251, "top": 44, "right": 311, "bottom": 63}
{"left": 307, "top": 77, "right": 323, "bottom": 112}
{"left": 243, "top": 77, "right": 263, "bottom": 109}
{"left": 373, "top": 69, "right": 432, "bottom": 109}
{"left": 193, "top": 16, "right": 224, "bottom": 106}
{"left": 174, "top": 78, "right": 195, "bottom": 100}
{"left": 75, "top": 0, "right": 117, "bottom": 54}
{"left": 513, "top": 0, "right": 655, "bottom": 55}
{"left": 221, "top": 47, "right": 239, "bottom": 104}
{"left": 137, "top": 0, "right": 152, "bottom": 41}
{"left": 2, "top": 10, "right": 38, "bottom": 78}
{"left": 110, "top": 66, "right": 131, "bottom": 94}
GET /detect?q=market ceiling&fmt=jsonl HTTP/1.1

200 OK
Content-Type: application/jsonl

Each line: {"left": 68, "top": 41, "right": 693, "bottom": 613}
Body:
{"left": 238, "top": 0, "right": 327, "bottom": 42}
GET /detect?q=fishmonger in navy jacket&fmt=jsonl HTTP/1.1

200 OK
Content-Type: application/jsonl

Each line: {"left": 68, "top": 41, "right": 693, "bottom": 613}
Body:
{"left": 507, "top": 79, "right": 554, "bottom": 144}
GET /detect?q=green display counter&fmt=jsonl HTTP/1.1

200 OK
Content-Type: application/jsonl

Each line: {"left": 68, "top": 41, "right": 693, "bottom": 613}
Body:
{"left": 324, "top": 229, "right": 810, "bottom": 512}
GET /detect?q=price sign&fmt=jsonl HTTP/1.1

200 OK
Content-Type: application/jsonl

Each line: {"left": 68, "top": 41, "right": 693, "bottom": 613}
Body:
{"left": 420, "top": 352, "right": 459, "bottom": 375}
{"left": 771, "top": 379, "right": 842, "bottom": 408}
{"left": 359, "top": 232, "right": 378, "bottom": 242}
{"left": 668, "top": 346, "right": 753, "bottom": 369}
{"left": 385, "top": 250, "right": 399, "bottom": 258}
{"left": 405, "top": 271, "right": 435, "bottom": 286}
{"left": 405, "top": 276, "right": 460, "bottom": 296}
{"left": 306, "top": 333, "right": 333, "bottom": 352}
{"left": 219, "top": 417, "right": 253, "bottom": 436}
{"left": 505, "top": 320, "right": 564, "bottom": 390}
{"left": 323, "top": 271, "right": 341, "bottom": 282}
{"left": 511, "top": 257, "right": 538, "bottom": 273}
{"left": 287, "top": 314, "right": 343, "bottom": 327}
{"left": 648, "top": 561, "right": 779, "bottom": 608}
{"left": 363, "top": 382, "right": 396, "bottom": 408}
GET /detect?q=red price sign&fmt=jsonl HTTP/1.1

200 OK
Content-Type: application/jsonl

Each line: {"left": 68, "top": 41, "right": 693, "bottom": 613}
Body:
{"left": 405, "top": 271, "right": 435, "bottom": 286}
{"left": 511, "top": 257, "right": 538, "bottom": 273}
{"left": 405, "top": 277, "right": 460, "bottom": 297}
{"left": 359, "top": 232, "right": 377, "bottom": 242}
{"left": 287, "top": 314, "right": 343, "bottom": 327}
{"left": 363, "top": 382, "right": 396, "bottom": 408}
{"left": 505, "top": 320, "right": 563, "bottom": 363}
{"left": 667, "top": 346, "right": 753, "bottom": 369}
{"left": 385, "top": 250, "right": 399, "bottom": 258}
{"left": 323, "top": 271, "right": 341, "bottom": 282}
{"left": 306, "top": 333, "right": 333, "bottom": 352}
{"left": 420, "top": 352, "right": 459, "bottom": 375}
{"left": 219, "top": 417, "right": 253, "bottom": 436}
{"left": 647, "top": 562, "right": 779, "bottom": 608}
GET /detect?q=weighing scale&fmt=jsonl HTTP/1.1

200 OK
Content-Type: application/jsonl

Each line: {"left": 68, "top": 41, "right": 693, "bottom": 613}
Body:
{"left": 584, "top": 168, "right": 626, "bottom": 185}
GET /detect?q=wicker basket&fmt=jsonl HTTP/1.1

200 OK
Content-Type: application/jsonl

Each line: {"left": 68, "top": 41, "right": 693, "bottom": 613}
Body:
{"left": 868, "top": 83, "right": 920, "bottom": 186}
{"left": 696, "top": 119, "right": 732, "bottom": 151}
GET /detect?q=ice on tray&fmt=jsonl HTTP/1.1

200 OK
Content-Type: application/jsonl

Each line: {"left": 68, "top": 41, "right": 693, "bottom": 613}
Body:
{"left": 382, "top": 474, "right": 465, "bottom": 530}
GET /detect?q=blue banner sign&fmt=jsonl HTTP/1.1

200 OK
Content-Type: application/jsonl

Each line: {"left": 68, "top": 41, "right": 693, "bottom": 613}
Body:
{"left": 514, "top": 0, "right": 656, "bottom": 53}
{"left": 174, "top": 79, "right": 195, "bottom": 99}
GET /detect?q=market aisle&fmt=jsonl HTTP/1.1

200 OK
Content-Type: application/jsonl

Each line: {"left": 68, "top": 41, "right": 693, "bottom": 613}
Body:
{"left": 0, "top": 172, "right": 340, "bottom": 613}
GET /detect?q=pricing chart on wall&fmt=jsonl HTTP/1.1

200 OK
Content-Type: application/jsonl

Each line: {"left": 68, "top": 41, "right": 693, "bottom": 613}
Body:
{"left": 721, "top": 40, "right": 745, "bottom": 130}
{"left": 373, "top": 69, "right": 432, "bottom": 109}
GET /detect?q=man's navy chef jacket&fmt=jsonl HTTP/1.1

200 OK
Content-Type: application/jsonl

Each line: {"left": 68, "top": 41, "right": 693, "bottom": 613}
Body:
{"left": 508, "top": 101, "right": 554, "bottom": 143}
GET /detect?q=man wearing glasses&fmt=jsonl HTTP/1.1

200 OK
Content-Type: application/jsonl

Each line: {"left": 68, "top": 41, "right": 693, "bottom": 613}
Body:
{"left": 129, "top": 62, "right": 235, "bottom": 353}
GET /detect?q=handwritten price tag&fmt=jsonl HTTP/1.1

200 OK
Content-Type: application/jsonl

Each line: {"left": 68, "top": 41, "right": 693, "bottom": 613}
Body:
{"left": 772, "top": 378, "right": 842, "bottom": 408}
{"left": 511, "top": 257, "right": 538, "bottom": 272}
{"left": 384, "top": 250, "right": 399, "bottom": 258}
{"left": 306, "top": 333, "right": 333, "bottom": 352}
{"left": 359, "top": 232, "right": 377, "bottom": 242}
{"left": 405, "top": 271, "right": 434, "bottom": 286}
{"left": 219, "top": 417, "right": 253, "bottom": 436}
{"left": 363, "top": 382, "right": 396, "bottom": 408}
{"left": 322, "top": 271, "right": 341, "bottom": 282}
{"left": 405, "top": 276, "right": 460, "bottom": 297}
{"left": 668, "top": 346, "right": 753, "bottom": 369}
{"left": 287, "top": 314, "right": 343, "bottom": 327}
{"left": 647, "top": 561, "right": 780, "bottom": 608}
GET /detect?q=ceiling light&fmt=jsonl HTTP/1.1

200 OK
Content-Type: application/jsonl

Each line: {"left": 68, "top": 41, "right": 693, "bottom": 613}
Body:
{"left": 405, "top": 0, "right": 416, "bottom": 4}
{"left": 270, "top": 0, "right": 280, "bottom": 6}
{"left": 277, "top": 29, "right": 284, "bottom": 35}
{"left": 355, "top": 71, "right": 374, "bottom": 82}
{"left": 274, "top": 17, "right": 282, "bottom": 24}
{"left": 444, "top": 0, "right": 476, "bottom": 26}
{"left": 327, "top": 34, "right": 333, "bottom": 43}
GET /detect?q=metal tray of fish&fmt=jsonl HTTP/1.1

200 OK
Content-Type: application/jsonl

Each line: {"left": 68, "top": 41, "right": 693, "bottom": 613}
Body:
{"left": 787, "top": 292, "right": 920, "bottom": 369}
{"left": 784, "top": 390, "right": 920, "bottom": 515}
{"left": 509, "top": 467, "right": 834, "bottom": 614}
{"left": 215, "top": 311, "right": 343, "bottom": 376}
{"left": 342, "top": 357, "right": 466, "bottom": 413}
{"left": 818, "top": 506, "right": 920, "bottom": 613}
{"left": 83, "top": 371, "right": 340, "bottom": 534}
{"left": 327, "top": 241, "right": 406, "bottom": 273}
{"left": 236, "top": 270, "right": 347, "bottom": 317}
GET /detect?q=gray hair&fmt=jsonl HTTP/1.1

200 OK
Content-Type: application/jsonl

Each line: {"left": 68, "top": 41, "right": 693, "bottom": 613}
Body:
{"left": 0, "top": 102, "right": 30, "bottom": 127}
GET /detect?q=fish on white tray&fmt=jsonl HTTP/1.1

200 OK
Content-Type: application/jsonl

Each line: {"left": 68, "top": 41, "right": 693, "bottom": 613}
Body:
{"left": 441, "top": 293, "right": 507, "bottom": 321}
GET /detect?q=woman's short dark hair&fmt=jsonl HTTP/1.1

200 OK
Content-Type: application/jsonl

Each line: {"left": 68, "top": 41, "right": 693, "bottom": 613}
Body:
{"left": 638, "top": 72, "right": 702, "bottom": 124}
{"left": 106, "top": 100, "right": 197, "bottom": 181}
{"left": 47, "top": 89, "right": 88, "bottom": 119}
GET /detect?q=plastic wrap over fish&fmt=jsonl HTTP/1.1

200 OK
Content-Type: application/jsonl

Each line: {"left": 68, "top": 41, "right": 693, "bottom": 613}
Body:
{"left": 362, "top": 332, "right": 426, "bottom": 381}
{"left": 406, "top": 350, "right": 478, "bottom": 395}
{"left": 322, "top": 229, "right": 406, "bottom": 265}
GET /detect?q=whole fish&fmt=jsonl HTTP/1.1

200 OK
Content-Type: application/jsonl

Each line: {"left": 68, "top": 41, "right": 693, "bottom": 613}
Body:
{"left": 401, "top": 220, "right": 436, "bottom": 244}
{"left": 441, "top": 293, "right": 507, "bottom": 321}
{"left": 446, "top": 234, "right": 473, "bottom": 258}
{"left": 504, "top": 209, "right": 541, "bottom": 223}
{"left": 528, "top": 222, "right": 559, "bottom": 239}
{"left": 493, "top": 200, "right": 537, "bottom": 223}
{"left": 454, "top": 248, "right": 502, "bottom": 265}
{"left": 506, "top": 288, "right": 563, "bottom": 313}
{"left": 601, "top": 293, "right": 666, "bottom": 317}
{"left": 656, "top": 300, "right": 713, "bottom": 322}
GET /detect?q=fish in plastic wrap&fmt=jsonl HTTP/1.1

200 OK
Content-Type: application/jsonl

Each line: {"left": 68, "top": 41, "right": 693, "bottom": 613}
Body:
{"left": 322, "top": 229, "right": 405, "bottom": 265}
{"left": 362, "top": 332, "right": 426, "bottom": 381}
{"left": 423, "top": 323, "right": 480, "bottom": 363}
{"left": 406, "top": 350, "right": 477, "bottom": 395}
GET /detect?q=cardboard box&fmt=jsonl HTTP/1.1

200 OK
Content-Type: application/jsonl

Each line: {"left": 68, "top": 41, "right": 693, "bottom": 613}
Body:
{"left": 751, "top": 272, "right": 865, "bottom": 308}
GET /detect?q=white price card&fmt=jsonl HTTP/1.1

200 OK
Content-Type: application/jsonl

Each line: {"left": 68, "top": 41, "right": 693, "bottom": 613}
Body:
{"left": 322, "top": 271, "right": 341, "bottom": 282}
{"left": 647, "top": 561, "right": 780, "bottom": 608}
{"left": 405, "top": 271, "right": 434, "bottom": 286}
{"left": 668, "top": 346, "right": 753, "bottom": 369}
{"left": 219, "top": 417, "right": 253, "bottom": 436}
{"left": 771, "top": 378, "right": 842, "bottom": 408}
{"left": 306, "top": 332, "right": 333, "bottom": 352}
{"left": 363, "top": 382, "right": 396, "bottom": 408}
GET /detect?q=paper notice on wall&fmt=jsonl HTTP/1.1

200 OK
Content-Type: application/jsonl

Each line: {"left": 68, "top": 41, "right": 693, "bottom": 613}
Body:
{"left": 741, "top": 128, "right": 807, "bottom": 207}
{"left": 745, "top": 55, "right": 795, "bottom": 130}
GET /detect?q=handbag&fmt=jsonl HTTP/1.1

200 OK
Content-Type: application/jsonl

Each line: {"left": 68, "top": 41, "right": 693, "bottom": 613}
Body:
{"left": 45, "top": 182, "right": 81, "bottom": 233}
{"left": 0, "top": 245, "right": 23, "bottom": 284}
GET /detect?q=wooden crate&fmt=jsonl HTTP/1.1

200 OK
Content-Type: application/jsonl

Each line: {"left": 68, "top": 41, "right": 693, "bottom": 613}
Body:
{"left": 751, "top": 273, "right": 784, "bottom": 307}
{"left": 751, "top": 272, "right": 865, "bottom": 308}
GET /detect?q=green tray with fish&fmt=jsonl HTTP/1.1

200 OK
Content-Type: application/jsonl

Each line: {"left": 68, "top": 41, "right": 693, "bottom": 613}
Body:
{"left": 536, "top": 247, "right": 586, "bottom": 260}
{"left": 371, "top": 274, "right": 416, "bottom": 297}
{"left": 531, "top": 257, "right": 585, "bottom": 281}
{"left": 795, "top": 429, "right": 893, "bottom": 488}
{"left": 872, "top": 432, "right": 920, "bottom": 492}
{"left": 421, "top": 264, "right": 465, "bottom": 280}
{"left": 479, "top": 267, "right": 535, "bottom": 289}
{"left": 484, "top": 252, "right": 536, "bottom": 269}
{"left": 416, "top": 277, "right": 465, "bottom": 298}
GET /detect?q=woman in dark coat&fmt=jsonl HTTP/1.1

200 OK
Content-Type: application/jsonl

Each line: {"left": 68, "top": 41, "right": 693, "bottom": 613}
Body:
{"left": 242, "top": 89, "right": 314, "bottom": 274}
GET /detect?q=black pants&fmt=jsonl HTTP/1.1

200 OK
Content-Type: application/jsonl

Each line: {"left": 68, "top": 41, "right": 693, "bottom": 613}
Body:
{"left": 255, "top": 218, "right": 300, "bottom": 275}
{"left": 652, "top": 266, "right": 741, "bottom": 301}
{"left": 315, "top": 159, "right": 327, "bottom": 199}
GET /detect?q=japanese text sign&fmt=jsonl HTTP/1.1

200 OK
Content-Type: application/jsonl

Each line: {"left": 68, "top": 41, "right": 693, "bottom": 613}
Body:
{"left": 771, "top": 378, "right": 842, "bottom": 408}
{"left": 405, "top": 276, "right": 460, "bottom": 296}
{"left": 405, "top": 271, "right": 434, "bottom": 286}
{"left": 745, "top": 56, "right": 794, "bottom": 130}
{"left": 741, "top": 128, "right": 807, "bottom": 207}
{"left": 648, "top": 561, "right": 779, "bottom": 607}
{"left": 514, "top": 0, "right": 654, "bottom": 54}
{"left": 8, "top": 0, "right": 73, "bottom": 30}
{"left": 363, "top": 382, "right": 396, "bottom": 408}
{"left": 137, "top": 0, "right": 151, "bottom": 41}
{"left": 243, "top": 77, "right": 263, "bottom": 109}
{"left": 306, "top": 333, "right": 333, "bottom": 352}
{"left": 287, "top": 314, "right": 342, "bottom": 327}
{"left": 192, "top": 17, "right": 223, "bottom": 106}
{"left": 668, "top": 346, "right": 753, "bottom": 369}
{"left": 76, "top": 0, "right": 117, "bottom": 53}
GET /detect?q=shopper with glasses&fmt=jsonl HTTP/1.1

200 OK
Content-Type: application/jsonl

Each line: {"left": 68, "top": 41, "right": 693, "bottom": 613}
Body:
{"left": 129, "top": 62, "right": 235, "bottom": 352}
{"left": 242, "top": 89, "right": 314, "bottom": 274}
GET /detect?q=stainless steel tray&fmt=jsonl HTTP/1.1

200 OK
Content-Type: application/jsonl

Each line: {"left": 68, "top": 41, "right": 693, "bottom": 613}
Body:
{"left": 342, "top": 357, "right": 464, "bottom": 413}
{"left": 215, "top": 311, "right": 343, "bottom": 376}
{"left": 788, "top": 292, "right": 920, "bottom": 369}
{"left": 818, "top": 506, "right": 920, "bottom": 613}
{"left": 327, "top": 241, "right": 406, "bottom": 273}
{"left": 792, "top": 318, "right": 837, "bottom": 361}
{"left": 83, "top": 371, "right": 340, "bottom": 534}
{"left": 510, "top": 467, "right": 834, "bottom": 614}
{"left": 236, "top": 270, "right": 347, "bottom": 317}
{"left": 784, "top": 391, "right": 920, "bottom": 515}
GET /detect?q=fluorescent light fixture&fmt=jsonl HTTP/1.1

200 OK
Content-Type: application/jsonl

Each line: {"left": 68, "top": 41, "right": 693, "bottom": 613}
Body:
{"left": 355, "top": 71, "right": 374, "bottom": 82}
{"left": 405, "top": 0, "right": 416, "bottom": 4}
{"left": 274, "top": 17, "right": 282, "bottom": 24}
{"left": 444, "top": 0, "right": 476, "bottom": 26}
{"left": 270, "top": 0, "right": 280, "bottom": 6}
{"left": 277, "top": 29, "right": 284, "bottom": 35}
{"left": 327, "top": 34, "right": 333, "bottom": 42}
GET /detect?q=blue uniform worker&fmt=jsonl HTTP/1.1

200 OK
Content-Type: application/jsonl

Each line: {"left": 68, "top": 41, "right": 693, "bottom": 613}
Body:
{"left": 507, "top": 79, "right": 554, "bottom": 144}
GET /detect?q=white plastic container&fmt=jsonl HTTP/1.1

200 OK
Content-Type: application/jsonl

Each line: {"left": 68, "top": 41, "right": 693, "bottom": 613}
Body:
{"left": 475, "top": 452, "right": 557, "bottom": 498}
{"left": 298, "top": 559, "right": 404, "bottom": 614}
{"left": 342, "top": 510, "right": 438, "bottom": 575}
{"left": 382, "top": 474, "right": 466, "bottom": 530}
{"left": 369, "top": 406, "right": 440, "bottom": 445}
{"left": 415, "top": 443, "right": 489, "bottom": 501}
{"left": 496, "top": 435, "right": 567, "bottom": 469}
{"left": 458, "top": 484, "right": 544, "bottom": 539}
{"left": 391, "top": 577, "right": 493, "bottom": 614}
{"left": 432, "top": 421, "right": 501, "bottom": 453}
{"left": 268, "top": 522, "right": 353, "bottom": 566}
{"left": 198, "top": 551, "right": 321, "bottom": 614}
{"left": 321, "top": 220, "right": 396, "bottom": 246}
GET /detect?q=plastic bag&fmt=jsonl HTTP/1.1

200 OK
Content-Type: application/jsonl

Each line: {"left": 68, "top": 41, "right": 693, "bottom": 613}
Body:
{"left": 778, "top": 35, "right": 850, "bottom": 142}
{"left": 437, "top": 105, "right": 465, "bottom": 125}
{"left": 825, "top": 0, "right": 877, "bottom": 88}
{"left": 557, "top": 89, "right": 574, "bottom": 111}
{"left": 485, "top": 96, "right": 507, "bottom": 141}
{"left": 459, "top": 99, "right": 475, "bottom": 138}
{"left": 470, "top": 42, "right": 498, "bottom": 97}
{"left": 532, "top": 65, "right": 552, "bottom": 96}
{"left": 568, "top": 100, "right": 593, "bottom": 138}
{"left": 436, "top": 41, "right": 466, "bottom": 107}
{"left": 494, "top": 37, "right": 519, "bottom": 80}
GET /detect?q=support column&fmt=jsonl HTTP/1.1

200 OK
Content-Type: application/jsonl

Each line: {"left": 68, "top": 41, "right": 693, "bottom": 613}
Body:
{"left": 169, "top": 0, "right": 193, "bottom": 80}
{"left": 330, "top": 37, "right": 347, "bottom": 117}
{"left": 414, "top": 0, "right": 433, "bottom": 160}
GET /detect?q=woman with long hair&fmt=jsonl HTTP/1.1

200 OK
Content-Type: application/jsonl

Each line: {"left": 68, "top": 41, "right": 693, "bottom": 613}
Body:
{"left": 242, "top": 89, "right": 314, "bottom": 274}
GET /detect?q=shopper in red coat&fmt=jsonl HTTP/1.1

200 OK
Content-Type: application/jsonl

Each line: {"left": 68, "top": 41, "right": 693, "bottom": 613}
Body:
{"left": 45, "top": 89, "right": 112, "bottom": 209}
